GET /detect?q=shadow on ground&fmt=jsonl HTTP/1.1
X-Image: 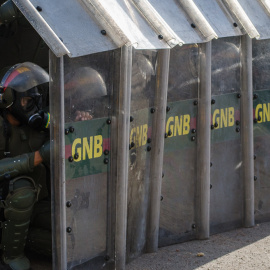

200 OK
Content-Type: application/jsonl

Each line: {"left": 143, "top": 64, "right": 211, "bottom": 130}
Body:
{"left": 27, "top": 222, "right": 270, "bottom": 270}
{"left": 126, "top": 222, "right": 270, "bottom": 270}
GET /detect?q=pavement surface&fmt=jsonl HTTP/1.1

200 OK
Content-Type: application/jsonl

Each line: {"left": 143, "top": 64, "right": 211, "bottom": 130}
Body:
{"left": 126, "top": 222, "right": 270, "bottom": 270}
{"left": 28, "top": 221, "right": 270, "bottom": 269}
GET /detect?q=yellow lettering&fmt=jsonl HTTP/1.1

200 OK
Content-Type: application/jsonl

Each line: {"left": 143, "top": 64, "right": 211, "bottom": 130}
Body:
{"left": 263, "top": 103, "right": 270, "bottom": 122}
{"left": 213, "top": 109, "right": 220, "bottom": 129}
{"left": 166, "top": 117, "right": 174, "bottom": 137}
{"left": 130, "top": 128, "right": 135, "bottom": 144}
{"left": 220, "top": 108, "right": 227, "bottom": 128}
{"left": 142, "top": 124, "right": 148, "bottom": 146}
{"left": 255, "top": 104, "right": 262, "bottom": 123}
{"left": 94, "top": 135, "right": 103, "bottom": 158}
{"left": 174, "top": 116, "right": 182, "bottom": 136}
{"left": 136, "top": 126, "right": 142, "bottom": 146}
{"left": 72, "top": 138, "right": 82, "bottom": 162}
{"left": 183, "top": 115, "right": 190, "bottom": 135}
{"left": 228, "top": 107, "right": 234, "bottom": 127}
{"left": 83, "top": 137, "right": 93, "bottom": 160}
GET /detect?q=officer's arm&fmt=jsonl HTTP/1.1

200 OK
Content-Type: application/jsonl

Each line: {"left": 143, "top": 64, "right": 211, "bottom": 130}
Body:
{"left": 0, "top": 152, "right": 35, "bottom": 182}
{"left": 0, "top": 140, "right": 50, "bottom": 182}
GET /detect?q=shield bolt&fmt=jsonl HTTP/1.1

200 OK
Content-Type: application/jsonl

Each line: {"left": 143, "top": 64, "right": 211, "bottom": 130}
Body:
{"left": 68, "top": 156, "right": 73, "bottom": 162}
{"left": 166, "top": 106, "right": 170, "bottom": 112}
{"left": 147, "top": 146, "right": 151, "bottom": 152}
{"left": 254, "top": 176, "right": 257, "bottom": 181}
{"left": 36, "top": 6, "right": 42, "bottom": 12}
{"left": 236, "top": 127, "right": 240, "bottom": 132}
{"left": 130, "top": 116, "right": 134, "bottom": 122}
{"left": 66, "top": 201, "right": 72, "bottom": 208}
{"left": 192, "top": 224, "right": 196, "bottom": 229}
{"left": 193, "top": 100, "right": 198, "bottom": 106}
{"left": 214, "top": 123, "right": 218, "bottom": 128}
{"left": 158, "top": 35, "right": 163, "bottom": 40}
{"left": 160, "top": 196, "right": 164, "bottom": 201}
{"left": 211, "top": 125, "right": 214, "bottom": 130}
{"left": 211, "top": 99, "right": 216, "bottom": 105}
{"left": 104, "top": 150, "right": 109, "bottom": 155}
{"left": 107, "top": 119, "right": 111, "bottom": 125}
{"left": 254, "top": 118, "right": 258, "bottom": 123}
{"left": 104, "top": 255, "right": 110, "bottom": 261}
{"left": 165, "top": 133, "right": 168, "bottom": 138}
{"left": 210, "top": 184, "right": 213, "bottom": 189}
{"left": 254, "top": 155, "right": 256, "bottom": 160}
{"left": 150, "top": 108, "right": 155, "bottom": 113}
{"left": 233, "top": 22, "right": 238, "bottom": 27}
{"left": 237, "top": 93, "right": 241, "bottom": 98}
{"left": 253, "top": 94, "right": 258, "bottom": 100}
{"left": 66, "top": 227, "right": 72, "bottom": 233}
{"left": 236, "top": 120, "right": 240, "bottom": 125}
{"left": 147, "top": 138, "right": 151, "bottom": 143}
{"left": 104, "top": 158, "right": 109, "bottom": 164}
{"left": 101, "top": 30, "right": 107, "bottom": 35}
{"left": 191, "top": 136, "right": 196, "bottom": 141}
{"left": 191, "top": 23, "right": 196, "bottom": 28}
{"left": 65, "top": 129, "right": 69, "bottom": 135}
{"left": 192, "top": 129, "right": 196, "bottom": 133}
{"left": 130, "top": 142, "right": 135, "bottom": 148}
{"left": 69, "top": 126, "right": 75, "bottom": 133}
{"left": 74, "top": 153, "right": 79, "bottom": 160}
{"left": 258, "top": 116, "right": 261, "bottom": 121}
{"left": 168, "top": 130, "right": 172, "bottom": 136}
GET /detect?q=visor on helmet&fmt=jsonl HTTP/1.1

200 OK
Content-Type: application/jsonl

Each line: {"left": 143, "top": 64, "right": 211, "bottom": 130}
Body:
{"left": 0, "top": 62, "right": 49, "bottom": 92}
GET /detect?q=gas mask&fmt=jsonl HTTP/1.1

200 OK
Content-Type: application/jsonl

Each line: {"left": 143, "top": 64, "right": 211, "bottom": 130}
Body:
{"left": 10, "top": 87, "right": 50, "bottom": 130}
{"left": 0, "top": 62, "right": 50, "bottom": 130}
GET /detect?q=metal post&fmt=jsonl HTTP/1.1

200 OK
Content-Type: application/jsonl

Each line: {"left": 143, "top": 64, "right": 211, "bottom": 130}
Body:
{"left": 241, "top": 34, "right": 254, "bottom": 228}
{"left": 49, "top": 52, "right": 67, "bottom": 270}
{"left": 197, "top": 41, "right": 211, "bottom": 239}
{"left": 115, "top": 45, "right": 132, "bottom": 269}
{"left": 147, "top": 49, "right": 170, "bottom": 252}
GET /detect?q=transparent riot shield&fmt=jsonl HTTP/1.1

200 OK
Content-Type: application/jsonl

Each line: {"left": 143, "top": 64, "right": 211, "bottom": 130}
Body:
{"left": 159, "top": 44, "right": 199, "bottom": 246}
{"left": 127, "top": 50, "right": 157, "bottom": 261}
{"left": 210, "top": 37, "right": 243, "bottom": 233}
{"left": 59, "top": 51, "right": 114, "bottom": 269}
{"left": 253, "top": 39, "right": 270, "bottom": 223}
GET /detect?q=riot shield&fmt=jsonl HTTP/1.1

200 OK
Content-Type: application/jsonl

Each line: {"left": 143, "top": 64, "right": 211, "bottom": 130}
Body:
{"left": 210, "top": 37, "right": 243, "bottom": 233}
{"left": 61, "top": 52, "right": 114, "bottom": 269}
{"left": 126, "top": 50, "right": 157, "bottom": 261}
{"left": 253, "top": 39, "right": 270, "bottom": 223}
{"left": 159, "top": 44, "right": 199, "bottom": 246}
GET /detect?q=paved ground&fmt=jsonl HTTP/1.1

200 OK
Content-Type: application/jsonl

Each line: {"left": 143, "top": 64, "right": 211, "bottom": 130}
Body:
{"left": 126, "top": 222, "right": 270, "bottom": 270}
{"left": 29, "top": 222, "right": 270, "bottom": 269}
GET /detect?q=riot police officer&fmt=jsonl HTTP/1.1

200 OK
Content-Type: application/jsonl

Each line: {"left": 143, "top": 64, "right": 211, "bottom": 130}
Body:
{"left": 0, "top": 62, "right": 51, "bottom": 270}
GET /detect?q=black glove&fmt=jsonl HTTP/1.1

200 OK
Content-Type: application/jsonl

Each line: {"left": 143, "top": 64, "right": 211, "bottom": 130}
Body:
{"left": 39, "top": 140, "right": 50, "bottom": 167}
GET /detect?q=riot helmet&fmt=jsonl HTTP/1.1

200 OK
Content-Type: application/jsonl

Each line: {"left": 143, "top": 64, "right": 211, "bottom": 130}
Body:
{"left": 64, "top": 66, "right": 108, "bottom": 121}
{"left": 0, "top": 62, "right": 50, "bottom": 129}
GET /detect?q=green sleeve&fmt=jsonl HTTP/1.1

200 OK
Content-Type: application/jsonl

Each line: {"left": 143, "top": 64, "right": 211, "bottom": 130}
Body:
{"left": 0, "top": 152, "right": 35, "bottom": 182}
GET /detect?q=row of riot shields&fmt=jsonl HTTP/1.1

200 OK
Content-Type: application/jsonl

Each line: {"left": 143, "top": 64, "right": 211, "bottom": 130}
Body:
{"left": 253, "top": 39, "right": 270, "bottom": 223}
{"left": 49, "top": 36, "right": 270, "bottom": 269}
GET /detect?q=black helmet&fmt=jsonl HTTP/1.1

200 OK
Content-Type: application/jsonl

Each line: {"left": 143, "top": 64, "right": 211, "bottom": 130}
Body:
{"left": 0, "top": 62, "right": 50, "bottom": 129}
{"left": 65, "top": 66, "right": 108, "bottom": 120}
